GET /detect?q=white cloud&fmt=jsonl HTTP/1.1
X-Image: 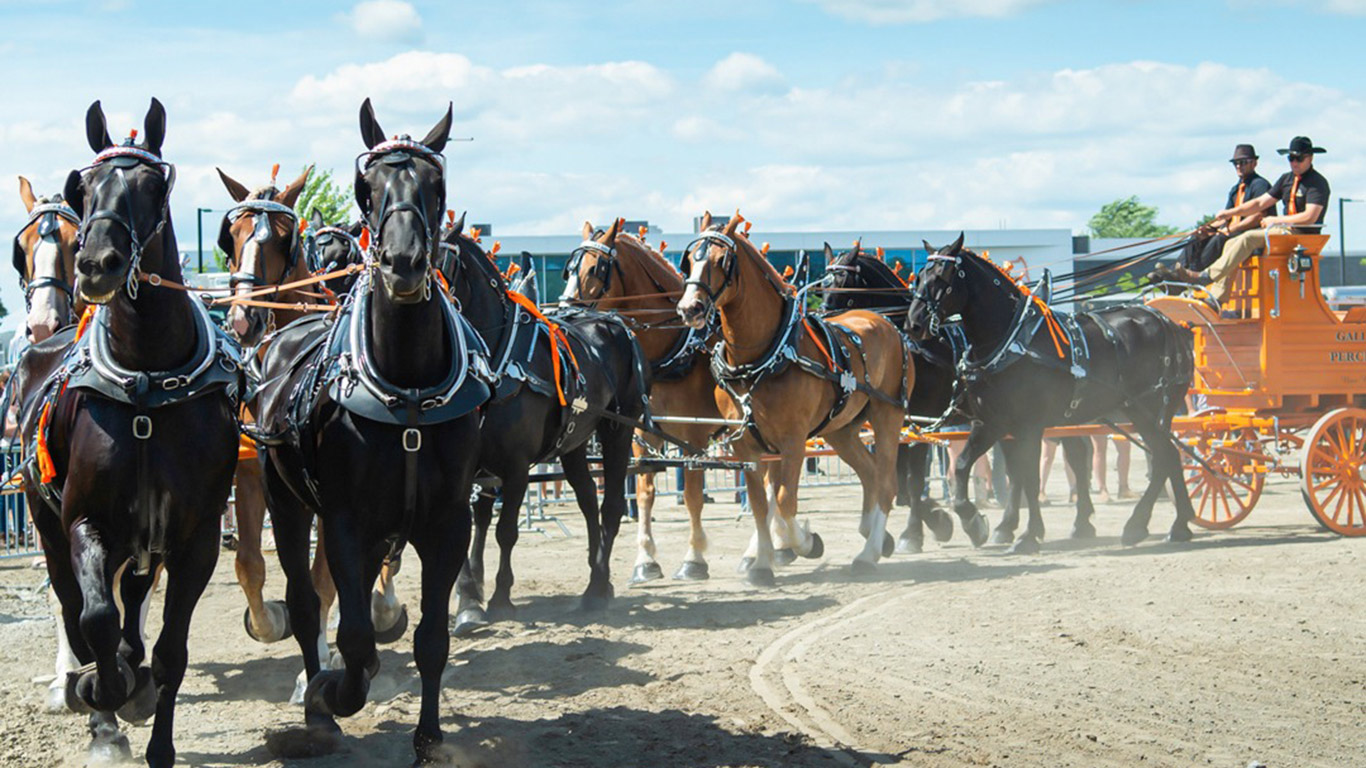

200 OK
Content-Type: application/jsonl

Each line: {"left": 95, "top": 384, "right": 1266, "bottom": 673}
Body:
{"left": 345, "top": 0, "right": 423, "bottom": 43}
{"left": 806, "top": 0, "right": 1056, "bottom": 24}
{"left": 702, "top": 53, "right": 787, "bottom": 95}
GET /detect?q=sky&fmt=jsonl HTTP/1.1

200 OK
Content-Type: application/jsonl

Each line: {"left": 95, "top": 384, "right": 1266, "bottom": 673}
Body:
{"left": 4, "top": 0, "right": 1366, "bottom": 330}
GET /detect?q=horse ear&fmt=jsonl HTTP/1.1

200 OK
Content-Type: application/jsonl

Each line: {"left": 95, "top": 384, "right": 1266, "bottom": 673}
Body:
{"left": 700, "top": 211, "right": 713, "bottom": 231}
{"left": 950, "top": 232, "right": 965, "bottom": 254}
{"left": 142, "top": 97, "right": 166, "bottom": 157}
{"left": 852, "top": 238, "right": 862, "bottom": 257}
{"left": 63, "top": 170, "right": 84, "bottom": 219}
{"left": 420, "top": 103, "right": 453, "bottom": 154}
{"left": 451, "top": 210, "right": 466, "bottom": 236}
{"left": 279, "top": 165, "right": 312, "bottom": 209}
{"left": 216, "top": 168, "right": 250, "bottom": 203}
{"left": 85, "top": 100, "right": 113, "bottom": 153}
{"left": 310, "top": 209, "right": 324, "bottom": 229}
{"left": 604, "top": 217, "right": 623, "bottom": 242}
{"left": 358, "top": 98, "right": 385, "bottom": 150}
{"left": 581, "top": 221, "right": 594, "bottom": 240}
{"left": 722, "top": 212, "right": 742, "bottom": 236}
{"left": 18, "top": 176, "right": 36, "bottom": 213}
{"left": 922, "top": 239, "right": 935, "bottom": 253}
{"left": 823, "top": 242, "right": 834, "bottom": 261}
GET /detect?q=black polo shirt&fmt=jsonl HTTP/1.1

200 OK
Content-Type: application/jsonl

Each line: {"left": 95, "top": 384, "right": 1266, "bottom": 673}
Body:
{"left": 1225, "top": 173, "right": 1270, "bottom": 209}
{"left": 1270, "top": 166, "right": 1331, "bottom": 224}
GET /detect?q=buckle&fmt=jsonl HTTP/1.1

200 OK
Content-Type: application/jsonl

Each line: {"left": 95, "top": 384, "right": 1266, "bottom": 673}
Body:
{"left": 402, "top": 428, "right": 422, "bottom": 453}
{"left": 132, "top": 415, "right": 153, "bottom": 440}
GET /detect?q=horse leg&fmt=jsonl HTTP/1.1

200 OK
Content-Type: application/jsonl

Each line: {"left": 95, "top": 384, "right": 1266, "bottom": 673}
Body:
{"left": 371, "top": 554, "right": 408, "bottom": 645}
{"left": 561, "top": 446, "right": 609, "bottom": 610}
{"left": 454, "top": 488, "right": 494, "bottom": 635}
{"left": 739, "top": 464, "right": 777, "bottom": 587}
{"left": 143, "top": 513, "right": 219, "bottom": 768}
{"left": 47, "top": 591, "right": 82, "bottom": 712}
{"left": 767, "top": 463, "right": 801, "bottom": 566}
{"left": 303, "top": 518, "right": 381, "bottom": 721}
{"left": 285, "top": 519, "right": 338, "bottom": 706}
{"left": 112, "top": 560, "right": 159, "bottom": 725}
{"left": 235, "top": 461, "right": 290, "bottom": 643}
{"left": 990, "top": 439, "right": 1020, "bottom": 545}
{"left": 1119, "top": 418, "right": 1175, "bottom": 546}
{"left": 581, "top": 422, "right": 631, "bottom": 610}
{"left": 409, "top": 504, "right": 471, "bottom": 764}
{"left": 952, "top": 425, "right": 1007, "bottom": 547}
{"left": 898, "top": 442, "right": 953, "bottom": 554}
{"left": 1004, "top": 434, "right": 1046, "bottom": 555}
{"left": 829, "top": 416, "right": 892, "bottom": 573}
{"left": 630, "top": 437, "right": 665, "bottom": 584}
{"left": 488, "top": 474, "right": 527, "bottom": 618}
{"left": 673, "top": 467, "right": 711, "bottom": 580}
{"left": 1061, "top": 436, "right": 1097, "bottom": 539}
{"left": 67, "top": 520, "right": 134, "bottom": 762}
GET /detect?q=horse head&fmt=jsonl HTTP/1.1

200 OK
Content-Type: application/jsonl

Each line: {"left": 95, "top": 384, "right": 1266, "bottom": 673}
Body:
{"left": 305, "top": 209, "right": 365, "bottom": 297}
{"left": 66, "top": 98, "right": 175, "bottom": 305}
{"left": 215, "top": 165, "right": 310, "bottom": 345}
{"left": 905, "top": 232, "right": 967, "bottom": 341}
{"left": 676, "top": 210, "right": 744, "bottom": 328}
{"left": 13, "top": 177, "right": 81, "bottom": 341}
{"left": 354, "top": 98, "right": 451, "bottom": 304}
{"left": 560, "top": 218, "right": 623, "bottom": 307}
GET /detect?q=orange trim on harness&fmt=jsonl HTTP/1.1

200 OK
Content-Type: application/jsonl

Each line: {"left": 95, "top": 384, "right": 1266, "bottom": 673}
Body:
{"left": 505, "top": 290, "right": 579, "bottom": 406}
{"left": 803, "top": 318, "right": 836, "bottom": 371}
{"left": 237, "top": 434, "right": 259, "bottom": 461}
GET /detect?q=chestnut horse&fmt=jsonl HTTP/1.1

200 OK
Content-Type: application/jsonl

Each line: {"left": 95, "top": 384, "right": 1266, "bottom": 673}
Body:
{"left": 560, "top": 220, "right": 721, "bottom": 581}
{"left": 676, "top": 212, "right": 912, "bottom": 584}
{"left": 13, "top": 177, "right": 85, "bottom": 343}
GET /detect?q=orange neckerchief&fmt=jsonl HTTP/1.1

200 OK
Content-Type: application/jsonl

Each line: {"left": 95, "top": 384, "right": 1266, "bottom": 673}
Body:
{"left": 1288, "top": 175, "right": 1301, "bottom": 216}
{"left": 802, "top": 318, "right": 836, "bottom": 371}
{"left": 505, "top": 290, "right": 579, "bottom": 406}
{"left": 37, "top": 306, "right": 99, "bottom": 482}
{"left": 1231, "top": 181, "right": 1246, "bottom": 226}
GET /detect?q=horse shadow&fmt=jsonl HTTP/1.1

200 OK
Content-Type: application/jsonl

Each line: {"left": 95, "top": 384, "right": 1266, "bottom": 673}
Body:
{"left": 491, "top": 591, "right": 841, "bottom": 633}
{"left": 186, "top": 647, "right": 417, "bottom": 704}
{"left": 450, "top": 636, "right": 653, "bottom": 696}
{"left": 773, "top": 555, "right": 1069, "bottom": 587}
{"left": 1099, "top": 525, "right": 1338, "bottom": 558}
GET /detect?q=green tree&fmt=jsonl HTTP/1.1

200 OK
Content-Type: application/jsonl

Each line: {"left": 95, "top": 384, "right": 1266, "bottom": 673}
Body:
{"left": 296, "top": 167, "right": 355, "bottom": 225}
{"left": 1088, "top": 196, "right": 1180, "bottom": 238}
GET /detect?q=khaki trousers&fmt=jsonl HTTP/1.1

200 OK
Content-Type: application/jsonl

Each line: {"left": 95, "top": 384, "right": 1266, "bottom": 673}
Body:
{"left": 1204, "top": 225, "right": 1289, "bottom": 303}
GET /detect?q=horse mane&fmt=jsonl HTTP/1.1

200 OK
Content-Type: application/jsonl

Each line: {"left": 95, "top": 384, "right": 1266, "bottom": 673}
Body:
{"left": 615, "top": 232, "right": 683, "bottom": 287}
{"left": 456, "top": 232, "right": 509, "bottom": 291}
{"left": 849, "top": 250, "right": 906, "bottom": 290}
{"left": 735, "top": 234, "right": 793, "bottom": 294}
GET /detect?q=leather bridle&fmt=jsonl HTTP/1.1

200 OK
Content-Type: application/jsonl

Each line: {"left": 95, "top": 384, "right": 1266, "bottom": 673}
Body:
{"left": 75, "top": 143, "right": 176, "bottom": 300}
{"left": 355, "top": 138, "right": 446, "bottom": 290}
{"left": 679, "top": 230, "right": 738, "bottom": 309}
{"left": 12, "top": 201, "right": 79, "bottom": 311}
{"left": 559, "top": 238, "right": 619, "bottom": 305}
{"left": 909, "top": 254, "right": 963, "bottom": 337}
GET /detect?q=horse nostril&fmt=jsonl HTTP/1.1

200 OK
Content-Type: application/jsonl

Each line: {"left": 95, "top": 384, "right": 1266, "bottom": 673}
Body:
{"left": 380, "top": 250, "right": 394, "bottom": 267}
{"left": 413, "top": 254, "right": 427, "bottom": 271}
{"left": 101, "top": 254, "right": 121, "bottom": 273}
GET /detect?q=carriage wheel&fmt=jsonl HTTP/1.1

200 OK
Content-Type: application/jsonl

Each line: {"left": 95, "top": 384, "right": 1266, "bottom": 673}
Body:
{"left": 1299, "top": 408, "right": 1366, "bottom": 536}
{"left": 1183, "top": 427, "right": 1265, "bottom": 529}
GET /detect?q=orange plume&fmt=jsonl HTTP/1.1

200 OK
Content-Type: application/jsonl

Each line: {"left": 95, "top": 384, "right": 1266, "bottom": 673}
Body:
{"left": 298, "top": 218, "right": 309, "bottom": 234}
{"left": 782, "top": 265, "right": 794, "bottom": 279}
{"left": 270, "top": 163, "right": 280, "bottom": 184}
{"left": 447, "top": 210, "right": 455, "bottom": 224}
{"left": 358, "top": 227, "right": 371, "bottom": 251}
{"left": 490, "top": 241, "right": 502, "bottom": 256}
{"left": 876, "top": 246, "right": 885, "bottom": 260}
{"left": 638, "top": 225, "right": 648, "bottom": 240}
{"left": 659, "top": 240, "right": 667, "bottom": 252}
{"left": 470, "top": 226, "right": 482, "bottom": 243}
{"left": 505, "top": 262, "right": 521, "bottom": 278}
{"left": 129, "top": 128, "right": 138, "bottom": 141}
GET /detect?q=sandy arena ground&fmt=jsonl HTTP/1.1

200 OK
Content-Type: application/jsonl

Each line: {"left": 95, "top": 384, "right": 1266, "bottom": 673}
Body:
{"left": 0, "top": 453, "right": 1362, "bottom": 767}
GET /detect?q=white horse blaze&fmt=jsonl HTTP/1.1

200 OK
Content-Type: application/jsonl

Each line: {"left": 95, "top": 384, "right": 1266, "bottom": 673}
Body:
{"left": 227, "top": 240, "right": 259, "bottom": 337}
{"left": 26, "top": 236, "right": 69, "bottom": 342}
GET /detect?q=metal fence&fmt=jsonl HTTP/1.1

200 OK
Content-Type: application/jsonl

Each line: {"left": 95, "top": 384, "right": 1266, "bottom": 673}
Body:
{"left": 1, "top": 443, "right": 40, "bottom": 560}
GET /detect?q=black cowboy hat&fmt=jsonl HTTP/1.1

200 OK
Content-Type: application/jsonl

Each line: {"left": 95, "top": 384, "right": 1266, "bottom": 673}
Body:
{"left": 1230, "top": 144, "right": 1258, "bottom": 162}
{"left": 1277, "top": 136, "right": 1326, "bottom": 156}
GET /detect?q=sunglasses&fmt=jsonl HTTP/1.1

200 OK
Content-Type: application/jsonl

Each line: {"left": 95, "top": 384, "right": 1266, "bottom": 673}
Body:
{"left": 1231, "top": 159, "right": 1254, "bottom": 166}
{"left": 1288, "top": 153, "right": 1309, "bottom": 162}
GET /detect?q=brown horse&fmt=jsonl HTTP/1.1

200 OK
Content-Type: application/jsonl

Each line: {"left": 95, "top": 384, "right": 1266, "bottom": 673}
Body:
{"left": 14, "top": 176, "right": 85, "bottom": 342}
{"left": 561, "top": 220, "right": 721, "bottom": 581}
{"left": 676, "top": 212, "right": 912, "bottom": 585}
{"left": 215, "top": 168, "right": 408, "bottom": 704}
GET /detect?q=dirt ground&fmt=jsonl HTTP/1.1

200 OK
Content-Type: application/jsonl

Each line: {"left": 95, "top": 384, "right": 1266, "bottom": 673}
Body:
{"left": 0, "top": 453, "right": 1362, "bottom": 768}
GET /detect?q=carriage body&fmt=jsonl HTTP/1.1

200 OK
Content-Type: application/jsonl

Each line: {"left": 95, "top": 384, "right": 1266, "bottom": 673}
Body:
{"left": 1146, "top": 233, "right": 1366, "bottom": 536}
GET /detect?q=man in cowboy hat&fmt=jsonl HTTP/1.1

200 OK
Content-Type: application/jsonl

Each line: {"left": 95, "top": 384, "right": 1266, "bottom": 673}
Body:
{"left": 1154, "top": 136, "right": 1330, "bottom": 305}
{"left": 1178, "top": 144, "right": 1273, "bottom": 271}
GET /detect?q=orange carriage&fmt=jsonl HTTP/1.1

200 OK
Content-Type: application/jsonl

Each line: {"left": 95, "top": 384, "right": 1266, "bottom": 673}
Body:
{"left": 1146, "top": 231, "right": 1366, "bottom": 536}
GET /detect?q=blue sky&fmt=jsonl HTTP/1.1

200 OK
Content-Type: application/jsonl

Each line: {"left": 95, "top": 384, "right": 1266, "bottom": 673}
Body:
{"left": 4, "top": 0, "right": 1366, "bottom": 328}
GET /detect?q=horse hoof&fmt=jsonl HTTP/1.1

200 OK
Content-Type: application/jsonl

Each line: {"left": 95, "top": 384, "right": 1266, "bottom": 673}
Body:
{"left": 62, "top": 672, "right": 92, "bottom": 714}
{"left": 1071, "top": 521, "right": 1098, "bottom": 539}
{"left": 1007, "top": 537, "right": 1041, "bottom": 556}
{"left": 745, "top": 567, "right": 776, "bottom": 588}
{"left": 86, "top": 731, "right": 133, "bottom": 766}
{"left": 895, "top": 535, "right": 923, "bottom": 555}
{"left": 850, "top": 558, "right": 877, "bottom": 576}
{"left": 1121, "top": 524, "right": 1149, "bottom": 547}
{"left": 265, "top": 723, "right": 343, "bottom": 759}
{"left": 965, "top": 513, "right": 990, "bottom": 548}
{"left": 46, "top": 683, "right": 71, "bottom": 714}
{"left": 244, "top": 600, "right": 292, "bottom": 643}
{"left": 926, "top": 509, "right": 954, "bottom": 542}
{"left": 773, "top": 548, "right": 797, "bottom": 566}
{"left": 672, "top": 561, "right": 710, "bottom": 581}
{"left": 374, "top": 605, "right": 409, "bottom": 645}
{"left": 629, "top": 562, "right": 664, "bottom": 585}
{"left": 116, "top": 666, "right": 156, "bottom": 725}
{"left": 304, "top": 669, "right": 366, "bottom": 718}
{"left": 452, "top": 607, "right": 491, "bottom": 638}
{"left": 880, "top": 532, "right": 894, "bottom": 558}
{"left": 736, "top": 556, "right": 756, "bottom": 573}
{"left": 487, "top": 599, "right": 518, "bottom": 621}
{"left": 579, "top": 590, "right": 613, "bottom": 612}
{"left": 1166, "top": 525, "right": 1193, "bottom": 543}
{"left": 990, "top": 528, "right": 1015, "bottom": 546}
{"left": 76, "top": 656, "right": 136, "bottom": 712}
{"left": 803, "top": 532, "right": 825, "bottom": 559}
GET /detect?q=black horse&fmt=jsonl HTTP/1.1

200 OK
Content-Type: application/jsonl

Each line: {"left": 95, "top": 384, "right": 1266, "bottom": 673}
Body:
{"left": 304, "top": 209, "right": 366, "bottom": 297}
{"left": 440, "top": 216, "right": 651, "bottom": 634}
{"left": 906, "top": 235, "right": 1197, "bottom": 550}
{"left": 14, "top": 99, "right": 240, "bottom": 766}
{"left": 822, "top": 243, "right": 1096, "bottom": 552}
{"left": 255, "top": 100, "right": 487, "bottom": 763}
